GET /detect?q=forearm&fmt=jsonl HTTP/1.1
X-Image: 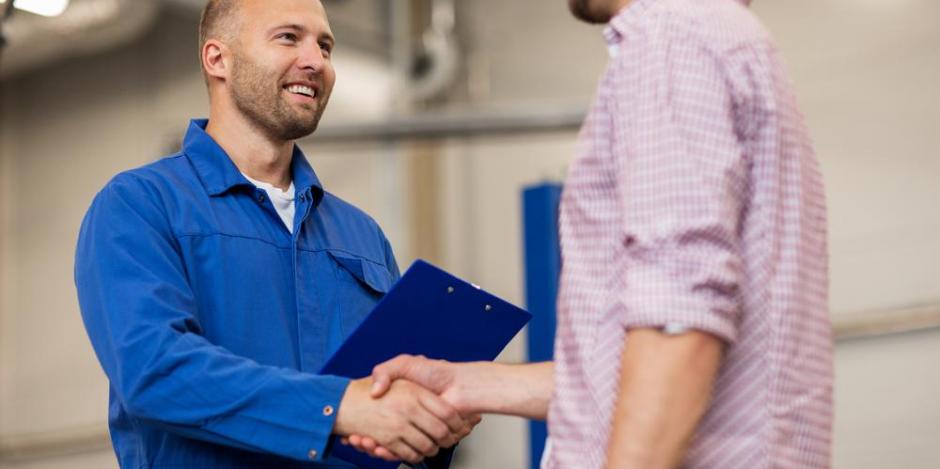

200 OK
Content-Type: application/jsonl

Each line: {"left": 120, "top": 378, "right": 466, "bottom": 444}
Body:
{"left": 459, "top": 361, "right": 554, "bottom": 420}
{"left": 605, "top": 328, "right": 724, "bottom": 469}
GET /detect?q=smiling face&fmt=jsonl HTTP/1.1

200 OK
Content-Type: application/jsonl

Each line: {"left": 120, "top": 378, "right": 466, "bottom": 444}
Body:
{"left": 205, "top": 0, "right": 336, "bottom": 141}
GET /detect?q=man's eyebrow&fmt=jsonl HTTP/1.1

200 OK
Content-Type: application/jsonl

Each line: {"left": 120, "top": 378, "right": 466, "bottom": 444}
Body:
{"left": 268, "top": 23, "right": 335, "bottom": 44}
{"left": 268, "top": 23, "right": 307, "bottom": 35}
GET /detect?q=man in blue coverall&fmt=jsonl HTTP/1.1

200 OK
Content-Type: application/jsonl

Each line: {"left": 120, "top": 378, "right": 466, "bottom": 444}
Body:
{"left": 74, "top": 0, "right": 475, "bottom": 467}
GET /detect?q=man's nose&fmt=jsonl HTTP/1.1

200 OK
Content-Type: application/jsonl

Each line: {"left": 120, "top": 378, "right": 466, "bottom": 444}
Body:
{"left": 297, "top": 42, "right": 327, "bottom": 73}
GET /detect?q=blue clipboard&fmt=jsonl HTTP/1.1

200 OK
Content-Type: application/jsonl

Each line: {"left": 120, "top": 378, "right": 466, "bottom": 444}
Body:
{"left": 320, "top": 259, "right": 532, "bottom": 468}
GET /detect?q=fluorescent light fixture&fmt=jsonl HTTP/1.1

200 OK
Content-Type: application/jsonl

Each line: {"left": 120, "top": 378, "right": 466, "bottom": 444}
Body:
{"left": 0, "top": 0, "right": 70, "bottom": 17}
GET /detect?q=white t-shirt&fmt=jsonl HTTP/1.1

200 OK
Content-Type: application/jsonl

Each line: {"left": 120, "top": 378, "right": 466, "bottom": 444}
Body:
{"left": 242, "top": 173, "right": 295, "bottom": 233}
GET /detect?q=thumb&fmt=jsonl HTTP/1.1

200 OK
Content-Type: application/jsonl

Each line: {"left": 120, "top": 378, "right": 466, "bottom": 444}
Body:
{"left": 370, "top": 354, "right": 417, "bottom": 397}
{"left": 370, "top": 374, "right": 391, "bottom": 397}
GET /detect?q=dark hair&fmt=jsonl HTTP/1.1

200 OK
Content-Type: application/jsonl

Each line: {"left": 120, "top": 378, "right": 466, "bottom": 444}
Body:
{"left": 198, "top": 0, "right": 240, "bottom": 80}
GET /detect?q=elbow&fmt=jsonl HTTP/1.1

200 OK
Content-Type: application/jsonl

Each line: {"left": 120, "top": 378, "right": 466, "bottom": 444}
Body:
{"left": 119, "top": 371, "right": 166, "bottom": 420}
{"left": 114, "top": 346, "right": 184, "bottom": 422}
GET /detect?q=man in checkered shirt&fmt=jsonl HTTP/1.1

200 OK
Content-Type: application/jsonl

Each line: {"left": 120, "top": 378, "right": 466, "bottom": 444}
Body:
{"left": 351, "top": 0, "right": 833, "bottom": 467}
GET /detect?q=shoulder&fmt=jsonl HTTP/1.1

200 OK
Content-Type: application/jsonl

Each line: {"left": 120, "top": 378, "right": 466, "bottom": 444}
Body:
{"left": 106, "top": 153, "right": 194, "bottom": 195}
{"left": 89, "top": 153, "right": 195, "bottom": 221}
{"left": 94, "top": 151, "right": 186, "bottom": 192}
{"left": 649, "top": 0, "right": 772, "bottom": 55}
{"left": 628, "top": 0, "right": 773, "bottom": 67}
{"left": 629, "top": 0, "right": 781, "bottom": 108}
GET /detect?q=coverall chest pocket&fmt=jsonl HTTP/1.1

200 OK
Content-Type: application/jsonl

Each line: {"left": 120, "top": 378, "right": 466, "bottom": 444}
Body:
{"left": 325, "top": 251, "right": 393, "bottom": 336}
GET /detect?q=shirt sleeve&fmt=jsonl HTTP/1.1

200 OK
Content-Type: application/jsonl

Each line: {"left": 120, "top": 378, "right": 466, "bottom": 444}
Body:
{"left": 74, "top": 173, "right": 349, "bottom": 462}
{"left": 610, "top": 38, "right": 765, "bottom": 343}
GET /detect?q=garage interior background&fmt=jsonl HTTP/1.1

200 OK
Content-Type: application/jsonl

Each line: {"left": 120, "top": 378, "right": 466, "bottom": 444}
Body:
{"left": 1, "top": 0, "right": 938, "bottom": 468}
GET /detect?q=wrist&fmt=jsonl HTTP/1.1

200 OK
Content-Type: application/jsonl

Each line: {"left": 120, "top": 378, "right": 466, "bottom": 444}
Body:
{"left": 452, "top": 361, "right": 514, "bottom": 415}
{"left": 333, "top": 377, "right": 369, "bottom": 436}
{"left": 452, "top": 361, "right": 490, "bottom": 414}
{"left": 483, "top": 362, "right": 553, "bottom": 419}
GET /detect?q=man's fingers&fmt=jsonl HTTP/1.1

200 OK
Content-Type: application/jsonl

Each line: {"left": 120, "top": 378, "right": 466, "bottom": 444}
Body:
{"left": 408, "top": 398, "right": 459, "bottom": 448}
{"left": 373, "top": 446, "right": 397, "bottom": 461}
{"left": 416, "top": 389, "right": 466, "bottom": 443}
{"left": 454, "top": 413, "right": 483, "bottom": 439}
{"left": 400, "top": 423, "right": 440, "bottom": 458}
{"left": 388, "top": 425, "right": 437, "bottom": 463}
{"left": 346, "top": 434, "right": 375, "bottom": 452}
{"left": 360, "top": 436, "right": 377, "bottom": 452}
{"left": 342, "top": 434, "right": 367, "bottom": 453}
{"left": 384, "top": 439, "right": 423, "bottom": 465}
{"left": 345, "top": 434, "right": 399, "bottom": 462}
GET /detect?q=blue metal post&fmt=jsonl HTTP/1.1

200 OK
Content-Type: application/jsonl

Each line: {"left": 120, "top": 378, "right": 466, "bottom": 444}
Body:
{"left": 522, "top": 182, "right": 563, "bottom": 469}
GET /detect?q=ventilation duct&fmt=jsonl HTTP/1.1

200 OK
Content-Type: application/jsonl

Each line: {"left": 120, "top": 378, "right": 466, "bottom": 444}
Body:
{"left": 1, "top": 0, "right": 159, "bottom": 78}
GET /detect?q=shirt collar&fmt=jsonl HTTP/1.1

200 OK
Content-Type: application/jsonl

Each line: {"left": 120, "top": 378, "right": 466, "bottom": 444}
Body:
{"left": 604, "top": 0, "right": 752, "bottom": 56}
{"left": 603, "top": 0, "right": 658, "bottom": 55}
{"left": 182, "top": 119, "right": 324, "bottom": 202}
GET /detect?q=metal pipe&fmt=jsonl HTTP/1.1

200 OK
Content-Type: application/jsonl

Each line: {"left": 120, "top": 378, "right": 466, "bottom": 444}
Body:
{"left": 833, "top": 303, "right": 940, "bottom": 342}
{"left": 307, "top": 107, "right": 587, "bottom": 144}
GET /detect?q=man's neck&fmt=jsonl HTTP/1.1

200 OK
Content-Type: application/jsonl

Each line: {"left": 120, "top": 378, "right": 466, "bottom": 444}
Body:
{"left": 205, "top": 109, "right": 294, "bottom": 192}
{"left": 611, "top": 0, "right": 633, "bottom": 18}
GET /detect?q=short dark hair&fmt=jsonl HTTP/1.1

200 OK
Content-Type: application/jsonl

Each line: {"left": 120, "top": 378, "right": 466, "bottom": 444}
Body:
{"left": 198, "top": 0, "right": 241, "bottom": 80}
{"left": 200, "top": 0, "right": 243, "bottom": 46}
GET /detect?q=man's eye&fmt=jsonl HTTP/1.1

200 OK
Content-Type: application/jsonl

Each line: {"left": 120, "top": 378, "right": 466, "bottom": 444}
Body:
{"left": 277, "top": 33, "right": 298, "bottom": 42}
{"left": 319, "top": 42, "right": 333, "bottom": 54}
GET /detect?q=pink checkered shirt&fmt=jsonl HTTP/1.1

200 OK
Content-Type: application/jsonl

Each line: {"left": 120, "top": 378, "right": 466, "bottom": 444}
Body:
{"left": 544, "top": 0, "right": 833, "bottom": 468}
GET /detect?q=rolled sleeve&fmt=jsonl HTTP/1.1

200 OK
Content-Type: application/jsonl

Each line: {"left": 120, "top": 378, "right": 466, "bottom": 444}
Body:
{"left": 611, "top": 38, "right": 752, "bottom": 343}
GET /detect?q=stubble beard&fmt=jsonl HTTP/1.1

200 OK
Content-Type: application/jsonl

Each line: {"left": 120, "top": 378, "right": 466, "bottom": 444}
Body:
{"left": 229, "top": 51, "right": 328, "bottom": 142}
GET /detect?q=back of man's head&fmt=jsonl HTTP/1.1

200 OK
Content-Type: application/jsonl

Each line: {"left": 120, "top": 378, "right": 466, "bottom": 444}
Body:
{"left": 198, "top": 0, "right": 241, "bottom": 84}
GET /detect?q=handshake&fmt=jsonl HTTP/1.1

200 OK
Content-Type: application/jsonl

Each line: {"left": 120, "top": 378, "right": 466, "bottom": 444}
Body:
{"left": 332, "top": 354, "right": 482, "bottom": 465}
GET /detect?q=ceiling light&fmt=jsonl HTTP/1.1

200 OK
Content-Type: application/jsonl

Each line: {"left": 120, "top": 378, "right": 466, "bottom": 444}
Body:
{"left": 0, "top": 0, "right": 71, "bottom": 18}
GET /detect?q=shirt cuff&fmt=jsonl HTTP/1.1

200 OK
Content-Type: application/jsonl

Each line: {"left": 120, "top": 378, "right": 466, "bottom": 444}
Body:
{"left": 620, "top": 270, "right": 739, "bottom": 343}
{"left": 300, "top": 375, "right": 350, "bottom": 462}
{"left": 662, "top": 323, "right": 690, "bottom": 335}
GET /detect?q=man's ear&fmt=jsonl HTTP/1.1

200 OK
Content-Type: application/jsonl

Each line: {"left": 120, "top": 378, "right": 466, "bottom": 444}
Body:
{"left": 202, "top": 39, "right": 230, "bottom": 82}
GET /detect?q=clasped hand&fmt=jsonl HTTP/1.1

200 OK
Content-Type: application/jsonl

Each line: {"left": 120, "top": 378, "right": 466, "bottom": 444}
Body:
{"left": 334, "top": 355, "right": 479, "bottom": 464}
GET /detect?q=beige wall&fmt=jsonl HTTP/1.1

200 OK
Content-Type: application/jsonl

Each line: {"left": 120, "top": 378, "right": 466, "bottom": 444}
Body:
{"left": 0, "top": 10, "right": 205, "bottom": 445}
{"left": 834, "top": 331, "right": 940, "bottom": 468}
{"left": 1, "top": 0, "right": 938, "bottom": 468}
{"left": 753, "top": 0, "right": 940, "bottom": 317}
